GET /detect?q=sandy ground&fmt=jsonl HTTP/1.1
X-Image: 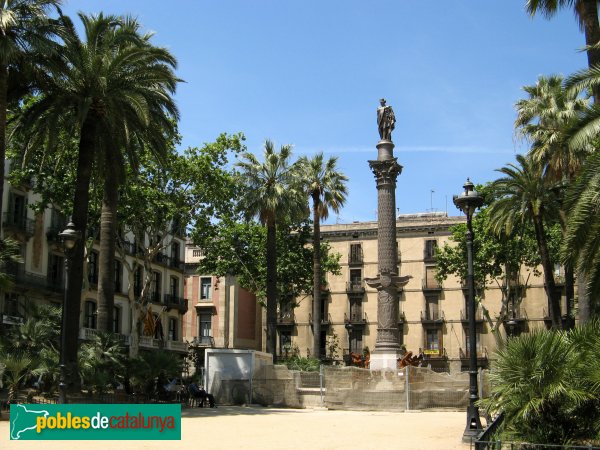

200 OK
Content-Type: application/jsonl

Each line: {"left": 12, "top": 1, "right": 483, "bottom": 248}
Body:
{"left": 0, "top": 406, "right": 475, "bottom": 450}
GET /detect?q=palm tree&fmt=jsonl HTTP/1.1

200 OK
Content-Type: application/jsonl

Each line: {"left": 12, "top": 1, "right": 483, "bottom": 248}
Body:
{"left": 16, "top": 12, "right": 178, "bottom": 369}
{"left": 298, "top": 153, "right": 348, "bottom": 359}
{"left": 563, "top": 151, "right": 600, "bottom": 306}
{"left": 488, "top": 154, "right": 563, "bottom": 328}
{"left": 526, "top": 0, "right": 600, "bottom": 100}
{"left": 0, "top": 0, "right": 61, "bottom": 234}
{"left": 480, "top": 322, "right": 600, "bottom": 444}
{"left": 92, "top": 21, "right": 179, "bottom": 332}
{"left": 235, "top": 141, "right": 305, "bottom": 359}
{"left": 515, "top": 74, "right": 590, "bottom": 326}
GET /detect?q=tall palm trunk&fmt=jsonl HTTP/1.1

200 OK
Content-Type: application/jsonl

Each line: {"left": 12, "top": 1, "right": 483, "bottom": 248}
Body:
{"left": 533, "top": 214, "right": 562, "bottom": 329}
{"left": 581, "top": 0, "right": 600, "bottom": 101}
{"left": 96, "top": 148, "right": 118, "bottom": 331}
{"left": 311, "top": 193, "right": 322, "bottom": 359}
{"left": 0, "top": 63, "right": 7, "bottom": 237}
{"left": 65, "top": 115, "right": 97, "bottom": 375}
{"left": 266, "top": 217, "right": 277, "bottom": 361}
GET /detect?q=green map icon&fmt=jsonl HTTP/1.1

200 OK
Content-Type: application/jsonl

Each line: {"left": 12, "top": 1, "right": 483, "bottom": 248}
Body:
{"left": 10, "top": 404, "right": 49, "bottom": 440}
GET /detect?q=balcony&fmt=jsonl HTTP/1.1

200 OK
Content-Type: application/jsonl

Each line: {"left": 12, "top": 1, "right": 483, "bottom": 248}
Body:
{"left": 1, "top": 313, "right": 24, "bottom": 325}
{"left": 3, "top": 212, "right": 35, "bottom": 237}
{"left": 308, "top": 312, "right": 332, "bottom": 328}
{"left": 460, "top": 308, "right": 484, "bottom": 324}
{"left": 421, "top": 347, "right": 447, "bottom": 359}
{"left": 348, "top": 252, "right": 363, "bottom": 266}
{"left": 7, "top": 264, "right": 64, "bottom": 293}
{"left": 164, "top": 294, "right": 188, "bottom": 314}
{"left": 139, "top": 335, "right": 162, "bottom": 349}
{"left": 191, "top": 336, "right": 215, "bottom": 347}
{"left": 118, "top": 240, "right": 140, "bottom": 256}
{"left": 277, "top": 311, "right": 295, "bottom": 329}
{"left": 459, "top": 347, "right": 489, "bottom": 369}
{"left": 344, "top": 311, "right": 367, "bottom": 329}
{"left": 153, "top": 252, "right": 184, "bottom": 271}
{"left": 346, "top": 280, "right": 365, "bottom": 296}
{"left": 420, "top": 310, "right": 445, "bottom": 324}
{"left": 422, "top": 277, "right": 442, "bottom": 291}
{"left": 79, "top": 328, "right": 130, "bottom": 345}
{"left": 165, "top": 340, "right": 188, "bottom": 352}
{"left": 144, "top": 291, "right": 162, "bottom": 304}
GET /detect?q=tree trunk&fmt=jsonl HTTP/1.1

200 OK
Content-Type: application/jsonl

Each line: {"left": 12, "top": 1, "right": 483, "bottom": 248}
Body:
{"left": 311, "top": 194, "right": 322, "bottom": 359}
{"left": 64, "top": 115, "right": 97, "bottom": 375}
{"left": 581, "top": 0, "right": 600, "bottom": 101}
{"left": 0, "top": 64, "right": 8, "bottom": 237}
{"left": 266, "top": 218, "right": 278, "bottom": 361}
{"left": 533, "top": 215, "right": 562, "bottom": 329}
{"left": 96, "top": 148, "right": 119, "bottom": 331}
{"left": 564, "top": 263, "right": 575, "bottom": 329}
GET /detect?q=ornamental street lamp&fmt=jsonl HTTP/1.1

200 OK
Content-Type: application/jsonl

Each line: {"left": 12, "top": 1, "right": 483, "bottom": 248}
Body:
{"left": 58, "top": 221, "right": 81, "bottom": 404}
{"left": 453, "top": 179, "right": 484, "bottom": 442}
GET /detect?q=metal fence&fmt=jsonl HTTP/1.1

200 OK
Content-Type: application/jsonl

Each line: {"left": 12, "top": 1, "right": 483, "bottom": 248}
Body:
{"left": 207, "top": 364, "right": 490, "bottom": 411}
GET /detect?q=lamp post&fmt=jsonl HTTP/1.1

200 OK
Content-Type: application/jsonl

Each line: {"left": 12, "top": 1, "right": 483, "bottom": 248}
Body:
{"left": 453, "top": 179, "right": 484, "bottom": 442}
{"left": 58, "top": 221, "right": 81, "bottom": 404}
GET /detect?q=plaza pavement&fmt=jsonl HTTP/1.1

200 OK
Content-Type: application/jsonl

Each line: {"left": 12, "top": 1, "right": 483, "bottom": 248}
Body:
{"left": 1, "top": 405, "right": 474, "bottom": 449}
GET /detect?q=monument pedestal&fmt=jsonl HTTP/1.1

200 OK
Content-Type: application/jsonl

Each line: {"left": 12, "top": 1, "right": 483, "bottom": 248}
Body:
{"left": 369, "top": 349, "right": 401, "bottom": 371}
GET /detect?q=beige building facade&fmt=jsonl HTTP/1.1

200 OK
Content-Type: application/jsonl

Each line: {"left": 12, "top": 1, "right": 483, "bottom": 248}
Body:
{"left": 285, "top": 212, "right": 562, "bottom": 373}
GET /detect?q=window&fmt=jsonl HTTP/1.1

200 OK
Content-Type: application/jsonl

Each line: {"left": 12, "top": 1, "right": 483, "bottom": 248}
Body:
{"left": 200, "top": 277, "right": 212, "bottom": 300}
{"left": 170, "top": 276, "right": 179, "bottom": 297}
{"left": 349, "top": 329, "right": 363, "bottom": 354}
{"left": 154, "top": 314, "right": 164, "bottom": 340}
{"left": 426, "top": 328, "right": 441, "bottom": 353}
{"left": 280, "top": 331, "right": 292, "bottom": 356}
{"left": 113, "top": 307, "right": 120, "bottom": 333}
{"left": 133, "top": 266, "right": 143, "bottom": 296}
{"left": 7, "top": 192, "right": 27, "bottom": 227}
{"left": 465, "top": 331, "right": 482, "bottom": 357}
{"left": 88, "top": 251, "right": 98, "bottom": 285}
{"left": 424, "top": 239, "right": 438, "bottom": 261}
{"left": 199, "top": 313, "right": 212, "bottom": 337}
{"left": 171, "top": 241, "right": 180, "bottom": 262}
{"left": 151, "top": 271, "right": 161, "bottom": 302}
{"left": 349, "top": 298, "right": 362, "bottom": 322}
{"left": 84, "top": 301, "right": 97, "bottom": 329}
{"left": 349, "top": 243, "right": 363, "bottom": 264}
{"left": 425, "top": 295, "right": 440, "bottom": 321}
{"left": 114, "top": 260, "right": 122, "bottom": 293}
{"left": 424, "top": 266, "right": 439, "bottom": 289}
{"left": 4, "top": 293, "right": 20, "bottom": 317}
{"left": 168, "top": 318, "right": 178, "bottom": 341}
{"left": 48, "top": 254, "right": 64, "bottom": 288}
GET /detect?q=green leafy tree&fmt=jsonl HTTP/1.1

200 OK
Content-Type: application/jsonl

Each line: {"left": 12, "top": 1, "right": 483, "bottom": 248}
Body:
{"left": 194, "top": 218, "right": 341, "bottom": 309}
{"left": 235, "top": 141, "right": 306, "bottom": 359}
{"left": 488, "top": 154, "right": 563, "bottom": 328}
{"left": 298, "top": 153, "right": 348, "bottom": 359}
{"left": 117, "top": 133, "right": 243, "bottom": 357}
{"left": 0, "top": 0, "right": 61, "bottom": 233}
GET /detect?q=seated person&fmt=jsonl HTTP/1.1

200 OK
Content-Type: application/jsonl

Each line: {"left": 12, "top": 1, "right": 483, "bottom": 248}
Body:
{"left": 188, "top": 381, "right": 216, "bottom": 408}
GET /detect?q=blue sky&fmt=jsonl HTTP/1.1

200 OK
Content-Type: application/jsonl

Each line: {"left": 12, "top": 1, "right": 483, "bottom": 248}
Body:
{"left": 63, "top": 1, "right": 585, "bottom": 223}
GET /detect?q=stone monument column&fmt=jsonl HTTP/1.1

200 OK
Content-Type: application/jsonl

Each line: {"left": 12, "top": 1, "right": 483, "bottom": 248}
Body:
{"left": 367, "top": 99, "right": 410, "bottom": 370}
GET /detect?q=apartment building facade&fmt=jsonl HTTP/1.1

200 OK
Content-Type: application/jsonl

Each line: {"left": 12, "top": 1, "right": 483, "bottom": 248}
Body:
{"left": 183, "top": 241, "right": 262, "bottom": 368}
{"left": 0, "top": 165, "right": 189, "bottom": 355}
{"left": 285, "top": 213, "right": 562, "bottom": 373}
